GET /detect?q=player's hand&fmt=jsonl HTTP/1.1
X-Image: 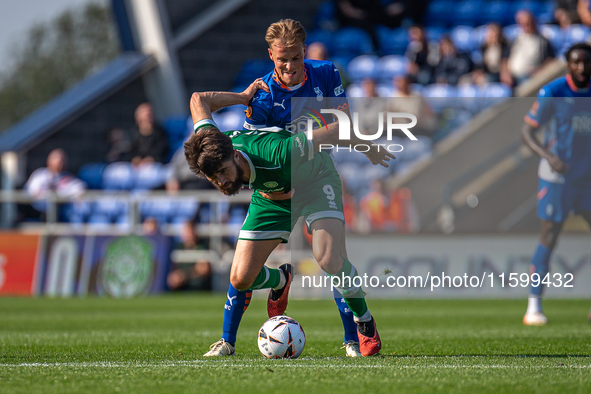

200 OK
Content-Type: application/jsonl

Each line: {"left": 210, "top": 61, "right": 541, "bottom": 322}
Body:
{"left": 363, "top": 143, "right": 396, "bottom": 168}
{"left": 259, "top": 189, "right": 295, "bottom": 200}
{"left": 547, "top": 153, "right": 568, "bottom": 174}
{"left": 241, "top": 78, "right": 270, "bottom": 104}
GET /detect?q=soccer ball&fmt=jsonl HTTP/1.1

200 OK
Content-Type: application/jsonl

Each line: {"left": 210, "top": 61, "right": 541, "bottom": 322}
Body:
{"left": 257, "top": 316, "right": 306, "bottom": 359}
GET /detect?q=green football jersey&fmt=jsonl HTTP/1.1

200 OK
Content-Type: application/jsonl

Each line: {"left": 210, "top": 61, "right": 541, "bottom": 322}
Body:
{"left": 223, "top": 129, "right": 335, "bottom": 194}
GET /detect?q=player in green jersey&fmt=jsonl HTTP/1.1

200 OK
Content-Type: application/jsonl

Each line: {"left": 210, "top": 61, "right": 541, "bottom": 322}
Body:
{"left": 185, "top": 80, "right": 394, "bottom": 356}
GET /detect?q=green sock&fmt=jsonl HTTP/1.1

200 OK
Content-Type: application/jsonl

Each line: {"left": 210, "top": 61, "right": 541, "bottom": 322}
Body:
{"left": 330, "top": 258, "right": 368, "bottom": 318}
{"left": 249, "top": 266, "right": 281, "bottom": 290}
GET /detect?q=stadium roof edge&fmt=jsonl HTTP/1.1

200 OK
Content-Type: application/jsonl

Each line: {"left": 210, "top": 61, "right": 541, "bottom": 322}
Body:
{"left": 0, "top": 52, "right": 157, "bottom": 153}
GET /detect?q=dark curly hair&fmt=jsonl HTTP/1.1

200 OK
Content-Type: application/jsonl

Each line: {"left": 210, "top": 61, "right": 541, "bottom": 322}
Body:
{"left": 183, "top": 127, "right": 234, "bottom": 178}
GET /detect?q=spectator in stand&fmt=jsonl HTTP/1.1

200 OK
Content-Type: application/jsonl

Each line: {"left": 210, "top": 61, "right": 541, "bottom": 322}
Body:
{"left": 167, "top": 220, "right": 212, "bottom": 291}
{"left": 24, "top": 149, "right": 86, "bottom": 218}
{"left": 507, "top": 11, "right": 554, "bottom": 86}
{"left": 105, "top": 127, "right": 131, "bottom": 163}
{"left": 433, "top": 36, "right": 473, "bottom": 85}
{"left": 360, "top": 179, "right": 391, "bottom": 231}
{"left": 555, "top": 7, "right": 574, "bottom": 29}
{"left": 387, "top": 75, "right": 437, "bottom": 137}
{"left": 556, "top": 0, "right": 582, "bottom": 24}
{"left": 578, "top": 0, "right": 591, "bottom": 27}
{"left": 306, "top": 42, "right": 329, "bottom": 61}
{"left": 142, "top": 216, "right": 160, "bottom": 235}
{"left": 480, "top": 23, "right": 512, "bottom": 85}
{"left": 405, "top": 25, "right": 438, "bottom": 85}
{"left": 129, "top": 103, "right": 169, "bottom": 166}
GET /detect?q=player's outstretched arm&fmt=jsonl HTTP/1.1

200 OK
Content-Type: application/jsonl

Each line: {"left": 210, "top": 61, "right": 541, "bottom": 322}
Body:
{"left": 521, "top": 122, "right": 568, "bottom": 173}
{"left": 190, "top": 79, "right": 269, "bottom": 124}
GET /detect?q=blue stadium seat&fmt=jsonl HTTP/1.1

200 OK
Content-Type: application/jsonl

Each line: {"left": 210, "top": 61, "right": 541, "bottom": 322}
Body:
{"left": 375, "top": 55, "right": 409, "bottom": 83}
{"left": 562, "top": 25, "right": 591, "bottom": 46}
{"left": 377, "top": 27, "right": 409, "bottom": 56}
{"left": 235, "top": 59, "right": 274, "bottom": 86}
{"left": 456, "top": 83, "right": 482, "bottom": 113}
{"left": 470, "top": 25, "right": 488, "bottom": 50}
{"left": 455, "top": 1, "right": 485, "bottom": 26}
{"left": 424, "top": 0, "right": 456, "bottom": 27}
{"left": 68, "top": 201, "right": 93, "bottom": 224}
{"left": 163, "top": 116, "right": 191, "bottom": 161}
{"left": 213, "top": 107, "right": 246, "bottom": 131}
{"left": 450, "top": 26, "right": 475, "bottom": 53}
{"left": 94, "top": 197, "right": 127, "bottom": 222}
{"left": 173, "top": 199, "right": 200, "bottom": 222}
{"left": 482, "top": 83, "right": 512, "bottom": 108}
{"left": 346, "top": 83, "right": 364, "bottom": 98}
{"left": 539, "top": 24, "right": 564, "bottom": 53}
{"left": 483, "top": 1, "right": 513, "bottom": 25}
{"left": 537, "top": 1, "right": 556, "bottom": 25}
{"left": 102, "top": 162, "right": 133, "bottom": 190}
{"left": 422, "top": 84, "right": 458, "bottom": 113}
{"left": 502, "top": 24, "right": 522, "bottom": 43}
{"left": 377, "top": 83, "right": 394, "bottom": 97}
{"left": 78, "top": 163, "right": 107, "bottom": 190}
{"left": 425, "top": 26, "right": 447, "bottom": 44}
{"left": 313, "top": 1, "right": 336, "bottom": 30}
{"left": 347, "top": 55, "right": 379, "bottom": 82}
{"left": 139, "top": 200, "right": 175, "bottom": 224}
{"left": 332, "top": 27, "right": 374, "bottom": 57}
{"left": 133, "top": 162, "right": 165, "bottom": 190}
{"left": 510, "top": 0, "right": 542, "bottom": 16}
{"left": 306, "top": 29, "right": 333, "bottom": 50}
{"left": 87, "top": 213, "right": 113, "bottom": 228}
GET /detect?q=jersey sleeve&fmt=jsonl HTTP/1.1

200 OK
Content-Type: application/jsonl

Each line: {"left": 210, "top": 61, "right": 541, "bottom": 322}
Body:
{"left": 243, "top": 90, "right": 271, "bottom": 130}
{"left": 324, "top": 62, "right": 349, "bottom": 112}
{"left": 524, "top": 86, "right": 554, "bottom": 128}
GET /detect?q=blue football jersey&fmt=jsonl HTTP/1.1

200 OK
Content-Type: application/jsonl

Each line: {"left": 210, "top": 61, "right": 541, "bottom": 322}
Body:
{"left": 244, "top": 59, "right": 348, "bottom": 133}
{"left": 525, "top": 75, "right": 591, "bottom": 184}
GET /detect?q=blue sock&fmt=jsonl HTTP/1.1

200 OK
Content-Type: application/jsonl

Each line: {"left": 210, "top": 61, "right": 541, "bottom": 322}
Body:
{"left": 530, "top": 243, "right": 552, "bottom": 297}
{"left": 221, "top": 284, "right": 252, "bottom": 345}
{"left": 333, "top": 288, "right": 359, "bottom": 342}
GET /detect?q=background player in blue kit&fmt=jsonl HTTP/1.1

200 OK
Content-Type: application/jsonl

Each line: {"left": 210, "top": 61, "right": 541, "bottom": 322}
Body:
{"left": 205, "top": 19, "right": 364, "bottom": 357}
{"left": 521, "top": 42, "right": 591, "bottom": 326}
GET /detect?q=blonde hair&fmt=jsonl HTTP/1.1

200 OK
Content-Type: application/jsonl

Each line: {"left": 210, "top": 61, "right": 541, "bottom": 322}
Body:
{"left": 265, "top": 19, "right": 307, "bottom": 48}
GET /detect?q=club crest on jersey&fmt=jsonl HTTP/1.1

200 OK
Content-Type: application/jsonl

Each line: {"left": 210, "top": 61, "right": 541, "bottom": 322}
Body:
{"left": 334, "top": 84, "right": 344, "bottom": 96}
{"left": 264, "top": 181, "right": 279, "bottom": 189}
{"left": 314, "top": 87, "right": 323, "bottom": 101}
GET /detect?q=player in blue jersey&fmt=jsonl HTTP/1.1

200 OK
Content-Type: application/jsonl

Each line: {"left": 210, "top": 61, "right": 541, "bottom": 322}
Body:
{"left": 205, "top": 20, "right": 364, "bottom": 358}
{"left": 521, "top": 42, "right": 591, "bottom": 326}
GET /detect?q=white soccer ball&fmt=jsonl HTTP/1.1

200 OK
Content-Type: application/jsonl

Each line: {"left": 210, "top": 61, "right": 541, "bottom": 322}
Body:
{"left": 257, "top": 316, "right": 306, "bottom": 359}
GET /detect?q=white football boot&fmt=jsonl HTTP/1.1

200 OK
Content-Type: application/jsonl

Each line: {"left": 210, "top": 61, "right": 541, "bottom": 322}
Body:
{"left": 341, "top": 341, "right": 362, "bottom": 357}
{"left": 203, "top": 339, "right": 235, "bottom": 357}
{"left": 523, "top": 312, "right": 548, "bottom": 326}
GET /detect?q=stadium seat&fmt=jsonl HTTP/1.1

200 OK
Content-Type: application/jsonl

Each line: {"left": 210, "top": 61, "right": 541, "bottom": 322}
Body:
{"left": 375, "top": 55, "right": 409, "bottom": 83}
{"left": 424, "top": 0, "right": 456, "bottom": 27}
{"left": 425, "top": 26, "right": 446, "bottom": 44}
{"left": 102, "top": 162, "right": 133, "bottom": 190}
{"left": 173, "top": 198, "right": 200, "bottom": 222}
{"left": 313, "top": 1, "right": 336, "bottom": 30}
{"left": 450, "top": 26, "right": 475, "bottom": 53}
{"left": 562, "top": 25, "right": 591, "bottom": 46}
{"left": 422, "top": 84, "right": 458, "bottom": 113}
{"left": 377, "top": 27, "right": 409, "bottom": 56}
{"left": 235, "top": 59, "right": 274, "bottom": 86}
{"left": 377, "top": 83, "right": 394, "bottom": 97}
{"left": 509, "top": 0, "right": 542, "bottom": 16}
{"left": 455, "top": 1, "right": 485, "bottom": 26}
{"left": 332, "top": 27, "right": 374, "bottom": 57}
{"left": 539, "top": 24, "right": 563, "bottom": 53}
{"left": 139, "top": 200, "right": 175, "bottom": 224}
{"left": 163, "top": 116, "right": 191, "bottom": 161}
{"left": 456, "top": 83, "right": 482, "bottom": 113}
{"left": 77, "top": 162, "right": 107, "bottom": 190}
{"left": 93, "top": 197, "right": 128, "bottom": 222}
{"left": 482, "top": 83, "right": 512, "bottom": 108}
{"left": 347, "top": 55, "right": 379, "bottom": 82}
{"left": 483, "top": 1, "right": 513, "bottom": 25}
{"left": 213, "top": 107, "right": 246, "bottom": 131}
{"left": 502, "top": 24, "right": 523, "bottom": 43}
{"left": 133, "top": 162, "right": 165, "bottom": 190}
{"left": 537, "top": 1, "right": 556, "bottom": 25}
{"left": 346, "top": 83, "right": 364, "bottom": 98}
{"left": 306, "top": 29, "right": 333, "bottom": 50}
{"left": 68, "top": 201, "right": 93, "bottom": 224}
{"left": 87, "top": 213, "right": 113, "bottom": 228}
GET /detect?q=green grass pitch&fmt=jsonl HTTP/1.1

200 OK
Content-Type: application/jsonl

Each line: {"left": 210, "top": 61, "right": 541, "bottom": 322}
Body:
{"left": 1, "top": 295, "right": 590, "bottom": 393}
